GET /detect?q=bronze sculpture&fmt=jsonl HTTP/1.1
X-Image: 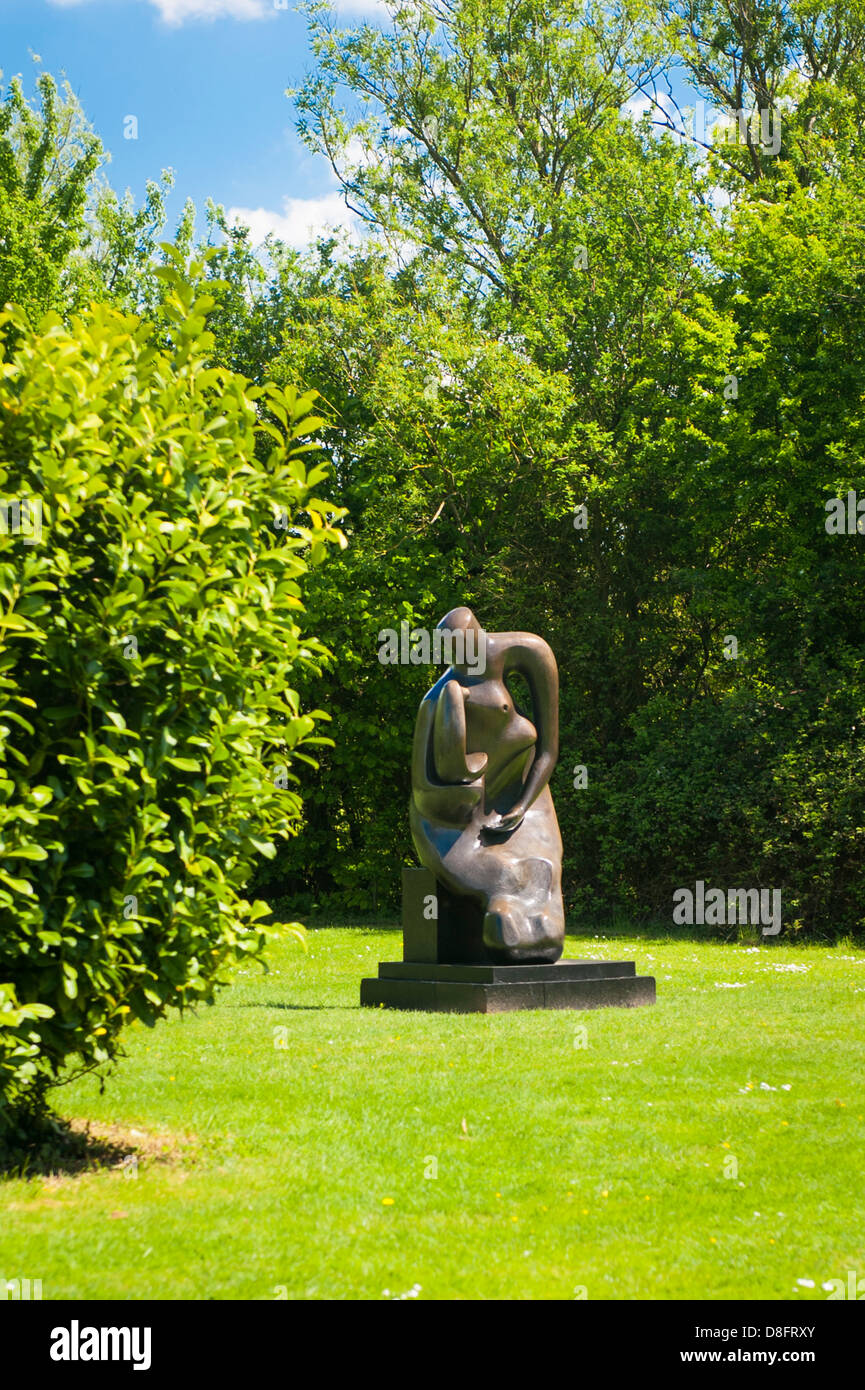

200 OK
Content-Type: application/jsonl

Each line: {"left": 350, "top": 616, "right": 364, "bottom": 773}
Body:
{"left": 359, "top": 607, "right": 655, "bottom": 1010}
{"left": 409, "top": 607, "right": 565, "bottom": 964}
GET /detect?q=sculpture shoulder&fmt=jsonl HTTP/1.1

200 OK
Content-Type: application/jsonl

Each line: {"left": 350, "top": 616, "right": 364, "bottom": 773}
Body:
{"left": 418, "top": 669, "right": 460, "bottom": 711}
{"left": 497, "top": 632, "right": 557, "bottom": 670}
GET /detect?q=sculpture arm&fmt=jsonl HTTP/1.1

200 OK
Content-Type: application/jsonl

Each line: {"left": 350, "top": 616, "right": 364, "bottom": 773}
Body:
{"left": 433, "top": 679, "right": 488, "bottom": 783}
{"left": 411, "top": 685, "right": 486, "bottom": 825}
{"left": 496, "top": 635, "right": 559, "bottom": 828}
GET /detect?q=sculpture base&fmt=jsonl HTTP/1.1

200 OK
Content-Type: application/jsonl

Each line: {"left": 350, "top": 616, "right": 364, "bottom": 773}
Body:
{"left": 360, "top": 959, "right": 656, "bottom": 1014}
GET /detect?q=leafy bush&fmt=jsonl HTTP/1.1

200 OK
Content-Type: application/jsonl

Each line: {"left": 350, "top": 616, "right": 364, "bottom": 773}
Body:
{"left": 0, "top": 253, "right": 345, "bottom": 1135}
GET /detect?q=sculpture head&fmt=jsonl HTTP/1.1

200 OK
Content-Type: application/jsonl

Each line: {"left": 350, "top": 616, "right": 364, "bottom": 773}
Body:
{"left": 436, "top": 607, "right": 486, "bottom": 675}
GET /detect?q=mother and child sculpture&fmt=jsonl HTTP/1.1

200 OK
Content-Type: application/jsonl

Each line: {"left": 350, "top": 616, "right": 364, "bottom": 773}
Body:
{"left": 409, "top": 606, "right": 565, "bottom": 965}
{"left": 360, "top": 608, "right": 655, "bottom": 1012}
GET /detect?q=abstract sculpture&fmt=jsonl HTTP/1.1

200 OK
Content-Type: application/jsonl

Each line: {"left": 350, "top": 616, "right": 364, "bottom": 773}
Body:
{"left": 409, "top": 606, "right": 565, "bottom": 964}
{"left": 360, "top": 608, "right": 656, "bottom": 1012}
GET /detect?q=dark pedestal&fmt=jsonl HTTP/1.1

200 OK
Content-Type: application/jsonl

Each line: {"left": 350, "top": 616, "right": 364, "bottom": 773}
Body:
{"left": 401, "top": 866, "right": 490, "bottom": 963}
{"left": 360, "top": 869, "right": 656, "bottom": 1013}
{"left": 361, "top": 959, "right": 656, "bottom": 1013}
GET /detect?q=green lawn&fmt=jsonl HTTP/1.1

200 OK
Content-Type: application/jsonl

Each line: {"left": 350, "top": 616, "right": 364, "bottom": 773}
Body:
{"left": 2, "top": 927, "right": 864, "bottom": 1300}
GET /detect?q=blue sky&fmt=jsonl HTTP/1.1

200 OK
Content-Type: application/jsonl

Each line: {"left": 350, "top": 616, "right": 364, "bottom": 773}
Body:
{"left": 1, "top": 0, "right": 385, "bottom": 246}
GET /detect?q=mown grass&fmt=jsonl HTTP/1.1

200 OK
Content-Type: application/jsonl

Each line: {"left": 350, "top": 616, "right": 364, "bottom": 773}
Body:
{"left": 1, "top": 928, "right": 863, "bottom": 1300}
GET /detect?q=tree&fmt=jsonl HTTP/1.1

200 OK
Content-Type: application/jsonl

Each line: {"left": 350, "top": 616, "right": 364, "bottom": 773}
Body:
{"left": 0, "top": 71, "right": 101, "bottom": 320}
{"left": 268, "top": 0, "right": 865, "bottom": 934}
{"left": 652, "top": 1, "right": 865, "bottom": 186}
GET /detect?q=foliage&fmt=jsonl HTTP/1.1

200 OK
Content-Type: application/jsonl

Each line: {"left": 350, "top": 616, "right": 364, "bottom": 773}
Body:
{"left": 0, "top": 255, "right": 345, "bottom": 1132}
{"left": 261, "top": 0, "right": 865, "bottom": 934}
{"left": 6, "top": 9, "right": 865, "bottom": 939}
{"left": 0, "top": 71, "right": 101, "bottom": 321}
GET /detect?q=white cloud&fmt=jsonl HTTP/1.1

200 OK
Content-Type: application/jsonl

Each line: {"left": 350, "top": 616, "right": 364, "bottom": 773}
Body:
{"left": 329, "top": 0, "right": 390, "bottom": 12}
{"left": 47, "top": 0, "right": 271, "bottom": 18}
{"left": 623, "top": 91, "right": 679, "bottom": 127}
{"left": 227, "top": 192, "right": 361, "bottom": 248}
{"left": 154, "top": 0, "right": 269, "bottom": 20}
{"left": 49, "top": 0, "right": 389, "bottom": 21}
{"left": 623, "top": 94, "right": 654, "bottom": 122}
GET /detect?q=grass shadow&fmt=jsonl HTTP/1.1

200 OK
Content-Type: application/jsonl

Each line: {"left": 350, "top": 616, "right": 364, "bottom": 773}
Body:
{"left": 234, "top": 1001, "right": 355, "bottom": 1011}
{"left": 0, "top": 1116, "right": 136, "bottom": 1180}
{"left": 303, "top": 921, "right": 400, "bottom": 934}
{"left": 0, "top": 1116, "right": 196, "bottom": 1182}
